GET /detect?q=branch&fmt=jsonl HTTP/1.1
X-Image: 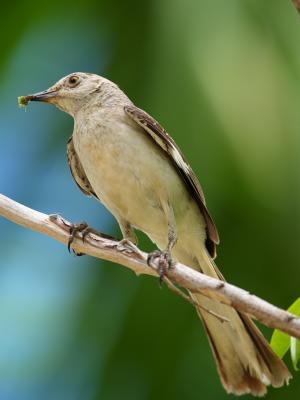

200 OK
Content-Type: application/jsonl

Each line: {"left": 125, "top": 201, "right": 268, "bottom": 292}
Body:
{"left": 1, "top": 192, "right": 300, "bottom": 339}
{"left": 292, "top": 0, "right": 300, "bottom": 15}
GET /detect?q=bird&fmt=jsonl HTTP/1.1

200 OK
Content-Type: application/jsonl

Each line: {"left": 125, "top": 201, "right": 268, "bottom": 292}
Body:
{"left": 20, "top": 72, "right": 291, "bottom": 396}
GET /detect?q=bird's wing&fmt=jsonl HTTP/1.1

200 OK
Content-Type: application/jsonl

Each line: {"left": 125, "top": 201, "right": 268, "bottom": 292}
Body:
{"left": 67, "top": 136, "right": 98, "bottom": 198}
{"left": 124, "top": 105, "right": 219, "bottom": 258}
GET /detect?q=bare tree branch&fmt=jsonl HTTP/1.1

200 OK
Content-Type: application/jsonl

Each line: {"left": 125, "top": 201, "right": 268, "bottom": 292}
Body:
{"left": 1, "top": 192, "right": 300, "bottom": 340}
{"left": 292, "top": 0, "right": 300, "bottom": 15}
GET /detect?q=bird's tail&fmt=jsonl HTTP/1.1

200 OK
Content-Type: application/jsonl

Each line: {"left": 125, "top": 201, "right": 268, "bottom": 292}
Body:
{"left": 188, "top": 250, "right": 291, "bottom": 396}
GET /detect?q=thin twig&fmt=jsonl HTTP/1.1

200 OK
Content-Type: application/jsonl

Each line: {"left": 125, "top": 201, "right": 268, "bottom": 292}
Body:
{"left": 1, "top": 193, "right": 300, "bottom": 339}
{"left": 164, "top": 277, "right": 229, "bottom": 323}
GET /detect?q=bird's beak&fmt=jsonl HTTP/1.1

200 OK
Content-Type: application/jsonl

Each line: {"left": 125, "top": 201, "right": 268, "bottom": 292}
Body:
{"left": 18, "top": 88, "right": 58, "bottom": 107}
{"left": 26, "top": 89, "right": 58, "bottom": 102}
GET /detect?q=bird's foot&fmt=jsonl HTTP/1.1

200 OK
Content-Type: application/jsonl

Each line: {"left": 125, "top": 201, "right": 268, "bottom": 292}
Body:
{"left": 68, "top": 222, "right": 100, "bottom": 255}
{"left": 147, "top": 249, "right": 174, "bottom": 285}
{"left": 49, "top": 214, "right": 115, "bottom": 254}
{"left": 117, "top": 238, "right": 139, "bottom": 253}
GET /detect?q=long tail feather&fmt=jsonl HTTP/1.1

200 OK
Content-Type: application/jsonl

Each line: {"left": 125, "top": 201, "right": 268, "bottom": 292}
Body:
{"left": 174, "top": 245, "right": 291, "bottom": 396}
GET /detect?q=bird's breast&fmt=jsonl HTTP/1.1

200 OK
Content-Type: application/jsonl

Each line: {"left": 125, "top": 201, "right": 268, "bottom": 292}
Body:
{"left": 73, "top": 116, "right": 173, "bottom": 236}
{"left": 72, "top": 111, "right": 207, "bottom": 254}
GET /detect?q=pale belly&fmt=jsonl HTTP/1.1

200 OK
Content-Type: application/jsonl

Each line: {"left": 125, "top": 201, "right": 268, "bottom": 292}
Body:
{"left": 73, "top": 117, "right": 206, "bottom": 251}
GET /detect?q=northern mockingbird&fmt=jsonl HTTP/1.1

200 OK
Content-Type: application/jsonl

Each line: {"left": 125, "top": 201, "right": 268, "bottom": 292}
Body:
{"left": 20, "top": 72, "right": 291, "bottom": 396}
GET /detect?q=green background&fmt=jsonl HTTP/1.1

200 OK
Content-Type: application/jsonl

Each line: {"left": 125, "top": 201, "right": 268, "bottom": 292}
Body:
{"left": 0, "top": 1, "right": 300, "bottom": 399}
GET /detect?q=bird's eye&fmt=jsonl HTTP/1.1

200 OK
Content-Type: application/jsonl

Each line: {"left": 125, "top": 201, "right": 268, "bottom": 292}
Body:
{"left": 67, "top": 75, "right": 80, "bottom": 87}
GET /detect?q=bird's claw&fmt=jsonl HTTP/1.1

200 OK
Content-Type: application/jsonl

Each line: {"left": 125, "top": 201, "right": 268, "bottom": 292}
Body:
{"left": 68, "top": 222, "right": 98, "bottom": 255}
{"left": 117, "top": 238, "right": 139, "bottom": 253}
{"left": 147, "top": 250, "right": 173, "bottom": 285}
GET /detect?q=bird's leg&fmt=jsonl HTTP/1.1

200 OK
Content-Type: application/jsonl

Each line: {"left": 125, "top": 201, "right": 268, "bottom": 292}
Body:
{"left": 147, "top": 201, "right": 177, "bottom": 284}
{"left": 117, "top": 219, "right": 138, "bottom": 252}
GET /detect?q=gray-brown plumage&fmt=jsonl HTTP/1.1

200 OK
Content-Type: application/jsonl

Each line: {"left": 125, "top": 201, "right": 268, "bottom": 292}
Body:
{"left": 67, "top": 136, "right": 97, "bottom": 198}
{"left": 124, "top": 105, "right": 219, "bottom": 259}
{"left": 22, "top": 72, "right": 291, "bottom": 396}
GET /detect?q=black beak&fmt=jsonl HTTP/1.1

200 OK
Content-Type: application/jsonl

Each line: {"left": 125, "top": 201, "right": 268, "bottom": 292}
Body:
{"left": 26, "top": 89, "right": 57, "bottom": 102}
{"left": 18, "top": 89, "right": 58, "bottom": 106}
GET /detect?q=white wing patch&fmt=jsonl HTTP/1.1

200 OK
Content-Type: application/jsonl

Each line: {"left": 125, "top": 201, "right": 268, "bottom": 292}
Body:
{"left": 170, "top": 147, "right": 190, "bottom": 175}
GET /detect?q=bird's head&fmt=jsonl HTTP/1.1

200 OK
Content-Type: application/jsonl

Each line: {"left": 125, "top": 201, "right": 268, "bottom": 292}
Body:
{"left": 19, "top": 72, "right": 121, "bottom": 116}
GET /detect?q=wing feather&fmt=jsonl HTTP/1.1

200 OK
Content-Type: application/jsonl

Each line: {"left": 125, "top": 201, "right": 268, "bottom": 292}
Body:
{"left": 67, "top": 136, "right": 98, "bottom": 198}
{"left": 124, "top": 105, "right": 219, "bottom": 258}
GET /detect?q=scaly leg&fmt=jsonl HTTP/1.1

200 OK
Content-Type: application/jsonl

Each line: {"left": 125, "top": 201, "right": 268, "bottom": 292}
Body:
{"left": 147, "top": 200, "right": 177, "bottom": 283}
{"left": 118, "top": 218, "right": 138, "bottom": 245}
{"left": 116, "top": 217, "right": 140, "bottom": 253}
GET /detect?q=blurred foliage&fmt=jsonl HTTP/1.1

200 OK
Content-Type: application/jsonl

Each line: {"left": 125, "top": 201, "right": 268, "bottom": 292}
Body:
{"left": 291, "top": 336, "right": 300, "bottom": 371}
{"left": 1, "top": 1, "right": 300, "bottom": 399}
{"left": 271, "top": 297, "right": 300, "bottom": 370}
